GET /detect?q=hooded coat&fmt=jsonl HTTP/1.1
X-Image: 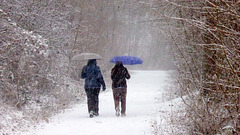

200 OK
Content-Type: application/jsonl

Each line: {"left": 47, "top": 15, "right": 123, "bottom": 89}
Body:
{"left": 81, "top": 59, "right": 106, "bottom": 89}
{"left": 111, "top": 61, "right": 130, "bottom": 88}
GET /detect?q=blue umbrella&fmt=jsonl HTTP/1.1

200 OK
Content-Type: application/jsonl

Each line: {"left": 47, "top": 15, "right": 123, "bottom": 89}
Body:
{"left": 110, "top": 56, "right": 143, "bottom": 65}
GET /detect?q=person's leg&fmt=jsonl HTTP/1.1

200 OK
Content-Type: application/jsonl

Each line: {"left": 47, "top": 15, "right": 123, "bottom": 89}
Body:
{"left": 113, "top": 88, "right": 120, "bottom": 116}
{"left": 93, "top": 88, "right": 100, "bottom": 116}
{"left": 86, "top": 88, "right": 94, "bottom": 117}
{"left": 120, "top": 88, "right": 127, "bottom": 116}
{"left": 85, "top": 89, "right": 91, "bottom": 113}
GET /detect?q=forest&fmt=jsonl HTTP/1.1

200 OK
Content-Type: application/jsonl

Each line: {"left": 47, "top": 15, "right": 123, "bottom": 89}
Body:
{"left": 0, "top": 0, "right": 239, "bottom": 134}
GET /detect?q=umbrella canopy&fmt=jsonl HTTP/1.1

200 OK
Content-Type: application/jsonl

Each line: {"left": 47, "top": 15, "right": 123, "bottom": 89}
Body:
{"left": 72, "top": 53, "right": 103, "bottom": 61}
{"left": 110, "top": 56, "right": 143, "bottom": 65}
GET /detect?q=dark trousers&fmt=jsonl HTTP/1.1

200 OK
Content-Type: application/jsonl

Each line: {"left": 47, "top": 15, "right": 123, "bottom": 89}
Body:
{"left": 112, "top": 87, "right": 127, "bottom": 114}
{"left": 85, "top": 88, "right": 100, "bottom": 114}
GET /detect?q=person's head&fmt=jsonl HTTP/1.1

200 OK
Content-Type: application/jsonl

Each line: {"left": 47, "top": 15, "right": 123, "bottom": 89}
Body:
{"left": 115, "top": 61, "right": 123, "bottom": 67}
{"left": 87, "top": 59, "right": 97, "bottom": 65}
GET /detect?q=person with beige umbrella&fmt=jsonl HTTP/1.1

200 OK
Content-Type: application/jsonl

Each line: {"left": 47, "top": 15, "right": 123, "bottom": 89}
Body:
{"left": 73, "top": 53, "right": 106, "bottom": 118}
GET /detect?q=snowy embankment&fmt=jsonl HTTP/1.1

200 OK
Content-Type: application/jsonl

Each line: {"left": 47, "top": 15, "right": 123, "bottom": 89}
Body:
{"left": 21, "top": 70, "right": 185, "bottom": 135}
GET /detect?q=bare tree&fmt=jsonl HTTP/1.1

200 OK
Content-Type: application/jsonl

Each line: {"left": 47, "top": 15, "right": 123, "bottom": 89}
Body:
{"left": 151, "top": 0, "right": 240, "bottom": 134}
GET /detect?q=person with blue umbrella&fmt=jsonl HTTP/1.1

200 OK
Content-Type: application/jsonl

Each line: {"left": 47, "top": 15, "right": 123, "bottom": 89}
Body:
{"left": 111, "top": 61, "right": 131, "bottom": 117}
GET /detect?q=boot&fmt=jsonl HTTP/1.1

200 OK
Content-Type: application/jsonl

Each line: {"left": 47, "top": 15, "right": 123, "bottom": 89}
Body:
{"left": 121, "top": 113, "right": 126, "bottom": 117}
{"left": 89, "top": 111, "right": 94, "bottom": 118}
{"left": 115, "top": 108, "right": 120, "bottom": 117}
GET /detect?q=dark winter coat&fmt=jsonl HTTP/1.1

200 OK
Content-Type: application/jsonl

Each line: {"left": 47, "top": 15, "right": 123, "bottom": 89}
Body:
{"left": 111, "top": 61, "right": 130, "bottom": 88}
{"left": 81, "top": 59, "right": 106, "bottom": 89}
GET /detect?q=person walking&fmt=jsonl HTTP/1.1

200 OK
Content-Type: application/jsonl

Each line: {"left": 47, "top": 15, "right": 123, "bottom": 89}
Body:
{"left": 111, "top": 61, "right": 130, "bottom": 117}
{"left": 81, "top": 59, "right": 106, "bottom": 118}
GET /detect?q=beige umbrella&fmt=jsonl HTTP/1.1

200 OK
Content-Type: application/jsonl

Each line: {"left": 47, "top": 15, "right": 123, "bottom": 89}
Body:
{"left": 72, "top": 53, "right": 103, "bottom": 61}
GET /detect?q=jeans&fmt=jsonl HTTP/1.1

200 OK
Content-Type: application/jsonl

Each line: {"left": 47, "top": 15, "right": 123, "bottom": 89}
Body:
{"left": 112, "top": 87, "right": 127, "bottom": 114}
{"left": 85, "top": 88, "right": 100, "bottom": 114}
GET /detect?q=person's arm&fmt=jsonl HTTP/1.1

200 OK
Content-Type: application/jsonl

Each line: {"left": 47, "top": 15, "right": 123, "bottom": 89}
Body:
{"left": 125, "top": 68, "right": 130, "bottom": 79}
{"left": 101, "top": 79, "right": 106, "bottom": 91}
{"left": 81, "top": 66, "right": 87, "bottom": 79}
{"left": 97, "top": 67, "right": 106, "bottom": 91}
{"left": 111, "top": 68, "right": 115, "bottom": 80}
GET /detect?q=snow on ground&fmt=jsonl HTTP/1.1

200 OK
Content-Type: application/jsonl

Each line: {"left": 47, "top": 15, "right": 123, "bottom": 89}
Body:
{"left": 21, "top": 70, "right": 184, "bottom": 135}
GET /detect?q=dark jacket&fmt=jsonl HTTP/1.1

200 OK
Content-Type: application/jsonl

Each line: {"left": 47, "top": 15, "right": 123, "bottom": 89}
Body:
{"left": 81, "top": 59, "right": 106, "bottom": 89}
{"left": 111, "top": 61, "right": 130, "bottom": 88}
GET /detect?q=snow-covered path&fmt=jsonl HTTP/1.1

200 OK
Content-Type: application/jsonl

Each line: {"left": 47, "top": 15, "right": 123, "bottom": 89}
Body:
{"left": 23, "top": 70, "right": 170, "bottom": 135}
